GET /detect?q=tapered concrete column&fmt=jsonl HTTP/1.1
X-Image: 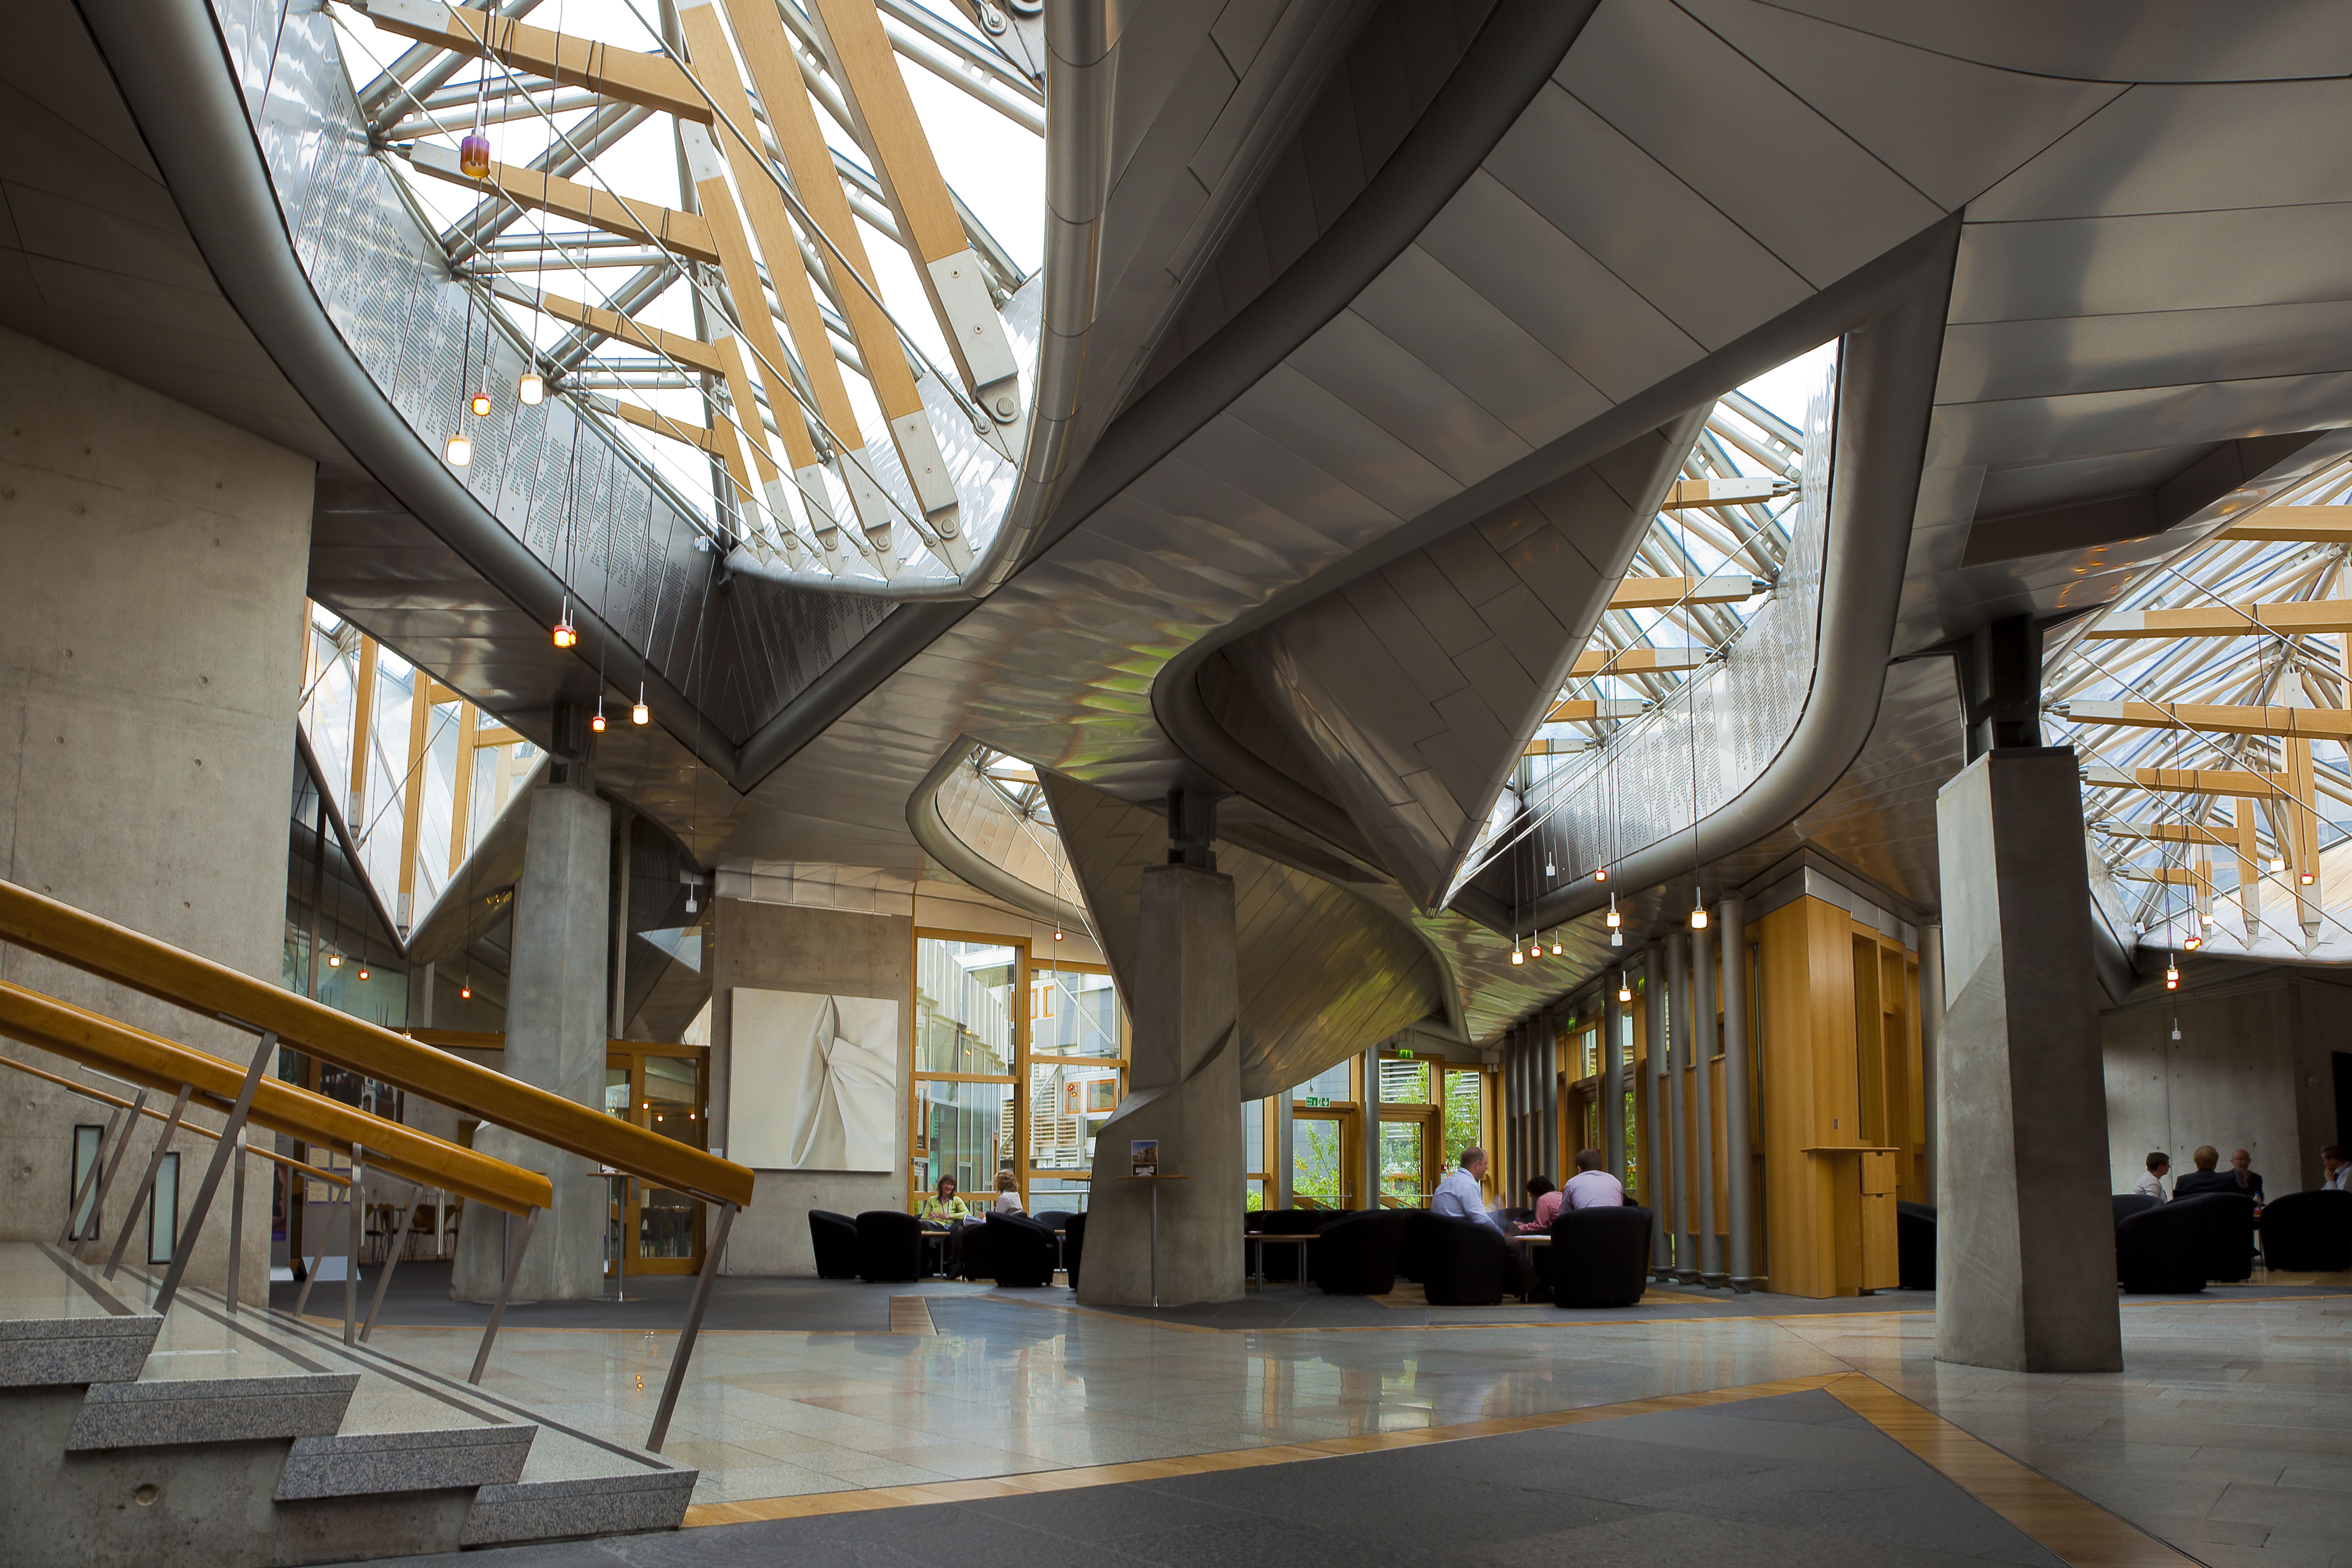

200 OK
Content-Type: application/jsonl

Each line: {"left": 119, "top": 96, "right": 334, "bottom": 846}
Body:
{"left": 455, "top": 780, "right": 610, "bottom": 1302}
{"left": 1641, "top": 945, "right": 1669, "bottom": 1272}
{"left": 1719, "top": 893, "right": 1757, "bottom": 1288}
{"left": 1077, "top": 862, "right": 1244, "bottom": 1306}
{"left": 1934, "top": 749, "right": 2121, "bottom": 1372}
{"left": 1690, "top": 921, "right": 1721, "bottom": 1285}
{"left": 1601, "top": 983, "right": 1626, "bottom": 1180}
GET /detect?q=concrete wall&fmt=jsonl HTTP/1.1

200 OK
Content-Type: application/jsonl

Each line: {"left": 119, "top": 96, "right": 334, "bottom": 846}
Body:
{"left": 709, "top": 896, "right": 912, "bottom": 1274}
{"left": 2104, "top": 969, "right": 2349, "bottom": 1196}
{"left": 0, "top": 325, "right": 313, "bottom": 1301}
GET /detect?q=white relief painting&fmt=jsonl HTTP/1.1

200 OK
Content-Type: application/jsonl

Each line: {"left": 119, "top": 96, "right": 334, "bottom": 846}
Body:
{"left": 732, "top": 989, "right": 900, "bottom": 1171}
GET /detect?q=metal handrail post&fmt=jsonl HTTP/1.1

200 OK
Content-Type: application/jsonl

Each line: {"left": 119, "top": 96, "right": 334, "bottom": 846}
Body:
{"left": 469, "top": 1204, "right": 542, "bottom": 1385}
{"left": 105, "top": 1082, "right": 194, "bottom": 1278}
{"left": 154, "top": 1031, "right": 277, "bottom": 1314}
{"left": 60, "top": 1097, "right": 135, "bottom": 1246}
{"left": 645, "top": 1199, "right": 734, "bottom": 1453}
{"left": 346, "top": 1145, "right": 365, "bottom": 1345}
{"left": 360, "top": 1183, "right": 419, "bottom": 1341}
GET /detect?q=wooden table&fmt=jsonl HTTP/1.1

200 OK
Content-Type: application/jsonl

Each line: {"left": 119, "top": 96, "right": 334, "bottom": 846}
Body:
{"left": 1504, "top": 1232, "right": 1552, "bottom": 1301}
{"left": 1246, "top": 1232, "right": 1317, "bottom": 1292}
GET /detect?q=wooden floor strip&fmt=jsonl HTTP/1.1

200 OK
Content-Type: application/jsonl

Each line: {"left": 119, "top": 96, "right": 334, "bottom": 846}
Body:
{"left": 1826, "top": 1374, "right": 2198, "bottom": 1568}
{"left": 682, "top": 1373, "right": 1841, "bottom": 1528}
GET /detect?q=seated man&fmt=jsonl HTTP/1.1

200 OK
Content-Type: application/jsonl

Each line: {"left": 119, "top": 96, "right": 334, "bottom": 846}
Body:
{"left": 1561, "top": 1148, "right": 1626, "bottom": 1209}
{"left": 2322, "top": 1145, "right": 2349, "bottom": 1192}
{"left": 2172, "top": 1146, "right": 2236, "bottom": 1199}
{"left": 1433, "top": 1146, "right": 1504, "bottom": 1231}
{"left": 2134, "top": 1152, "right": 2170, "bottom": 1202}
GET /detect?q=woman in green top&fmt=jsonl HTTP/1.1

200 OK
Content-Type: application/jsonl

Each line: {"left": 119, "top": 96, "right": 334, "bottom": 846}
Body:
{"left": 917, "top": 1176, "right": 970, "bottom": 1226}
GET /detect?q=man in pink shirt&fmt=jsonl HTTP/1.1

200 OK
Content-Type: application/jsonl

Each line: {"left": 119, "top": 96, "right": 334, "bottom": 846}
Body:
{"left": 1562, "top": 1148, "right": 1626, "bottom": 1209}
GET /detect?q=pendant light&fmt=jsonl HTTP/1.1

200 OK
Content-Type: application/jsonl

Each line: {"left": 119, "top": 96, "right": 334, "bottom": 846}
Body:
{"left": 1617, "top": 975, "right": 1632, "bottom": 1004}
{"left": 1689, "top": 885, "right": 1708, "bottom": 930}
{"left": 2165, "top": 956, "right": 2180, "bottom": 991}
{"left": 591, "top": 697, "right": 607, "bottom": 733}
{"left": 356, "top": 963, "right": 370, "bottom": 981}
{"left": 517, "top": 371, "right": 545, "bottom": 406}
{"left": 1550, "top": 932, "right": 1563, "bottom": 956}
{"left": 1509, "top": 936, "right": 1524, "bottom": 967}
{"left": 327, "top": 951, "right": 341, "bottom": 969}
{"left": 1593, "top": 866, "right": 1608, "bottom": 883}
{"left": 2270, "top": 855, "right": 2287, "bottom": 873}
{"left": 2183, "top": 933, "right": 2202, "bottom": 951}
{"left": 444, "top": 432, "right": 473, "bottom": 467}
{"left": 2300, "top": 869, "right": 2317, "bottom": 886}
{"left": 470, "top": 391, "right": 493, "bottom": 418}
{"left": 459, "top": 976, "right": 473, "bottom": 1001}
{"left": 631, "top": 683, "right": 651, "bottom": 725}
{"left": 460, "top": 131, "right": 491, "bottom": 179}
{"left": 552, "top": 594, "right": 577, "bottom": 649}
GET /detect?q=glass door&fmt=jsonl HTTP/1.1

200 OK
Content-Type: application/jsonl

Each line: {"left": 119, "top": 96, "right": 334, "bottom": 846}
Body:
{"left": 603, "top": 1044, "right": 709, "bottom": 1275}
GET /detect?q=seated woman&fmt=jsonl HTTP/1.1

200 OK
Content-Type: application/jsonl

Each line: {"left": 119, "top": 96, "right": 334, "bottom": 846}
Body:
{"left": 916, "top": 1176, "right": 971, "bottom": 1273}
{"left": 991, "top": 1171, "right": 1024, "bottom": 1215}
{"left": 1518, "top": 1175, "right": 1561, "bottom": 1233}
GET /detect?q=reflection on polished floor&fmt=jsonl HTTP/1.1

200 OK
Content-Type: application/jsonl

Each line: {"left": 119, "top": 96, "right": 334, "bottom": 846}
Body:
{"left": 328, "top": 1280, "right": 2352, "bottom": 1568}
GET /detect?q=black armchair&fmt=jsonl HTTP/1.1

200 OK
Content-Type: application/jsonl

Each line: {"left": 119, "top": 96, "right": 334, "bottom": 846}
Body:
{"left": 855, "top": 1209, "right": 925, "bottom": 1283}
{"left": 1895, "top": 1201, "right": 1936, "bottom": 1290}
{"left": 1063, "top": 1210, "right": 1088, "bottom": 1290}
{"left": 1421, "top": 1214, "right": 1512, "bottom": 1306}
{"left": 809, "top": 1209, "right": 860, "bottom": 1280}
{"left": 977, "top": 1213, "right": 1060, "bottom": 1286}
{"left": 2200, "top": 1192, "right": 2257, "bottom": 1283}
{"left": 1549, "top": 1204, "right": 1651, "bottom": 1308}
{"left": 2112, "top": 1193, "right": 2160, "bottom": 1227}
{"left": 1246, "top": 1207, "right": 1349, "bottom": 1283}
{"left": 2116, "top": 1194, "right": 2237, "bottom": 1293}
{"left": 2259, "top": 1189, "right": 2352, "bottom": 1271}
{"left": 1313, "top": 1210, "right": 1405, "bottom": 1295}
{"left": 1396, "top": 1209, "right": 1439, "bottom": 1284}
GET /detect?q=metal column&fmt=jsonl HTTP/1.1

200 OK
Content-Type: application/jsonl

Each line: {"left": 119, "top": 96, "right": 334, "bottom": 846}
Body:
{"left": 1602, "top": 981, "right": 1626, "bottom": 1180}
{"left": 1719, "top": 892, "right": 1757, "bottom": 1291}
{"left": 1691, "top": 920, "right": 1722, "bottom": 1286}
{"left": 1274, "top": 1089, "right": 1294, "bottom": 1209}
{"left": 1540, "top": 1016, "right": 1559, "bottom": 1181}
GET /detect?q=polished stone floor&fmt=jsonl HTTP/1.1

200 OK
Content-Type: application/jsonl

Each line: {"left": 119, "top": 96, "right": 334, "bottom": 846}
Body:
{"left": 322, "top": 1272, "right": 2352, "bottom": 1567}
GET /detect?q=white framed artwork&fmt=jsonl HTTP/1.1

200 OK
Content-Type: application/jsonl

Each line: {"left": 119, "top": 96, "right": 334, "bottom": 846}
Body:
{"left": 731, "top": 988, "right": 901, "bottom": 1171}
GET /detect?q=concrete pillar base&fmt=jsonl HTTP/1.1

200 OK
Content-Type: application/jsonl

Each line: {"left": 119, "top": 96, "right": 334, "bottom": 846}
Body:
{"left": 453, "top": 782, "right": 608, "bottom": 1302}
{"left": 1077, "top": 864, "right": 1244, "bottom": 1308}
{"left": 1933, "top": 749, "right": 2122, "bottom": 1373}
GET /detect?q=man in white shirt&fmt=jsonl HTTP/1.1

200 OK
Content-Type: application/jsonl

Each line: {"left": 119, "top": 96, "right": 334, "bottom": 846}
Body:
{"left": 1432, "top": 1147, "right": 1504, "bottom": 1233}
{"left": 1562, "top": 1148, "right": 1626, "bottom": 1209}
{"left": 2133, "top": 1152, "right": 2170, "bottom": 1202}
{"left": 2321, "top": 1145, "right": 2349, "bottom": 1192}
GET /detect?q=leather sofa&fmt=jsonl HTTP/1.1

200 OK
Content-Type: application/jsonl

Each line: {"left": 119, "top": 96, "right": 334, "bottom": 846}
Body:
{"left": 2112, "top": 1193, "right": 2160, "bottom": 1226}
{"left": 854, "top": 1209, "right": 925, "bottom": 1283}
{"left": 1549, "top": 1204, "right": 1651, "bottom": 1308}
{"left": 808, "top": 1209, "right": 859, "bottom": 1280}
{"left": 2259, "top": 1189, "right": 2352, "bottom": 1271}
{"left": 1895, "top": 1200, "right": 1936, "bottom": 1290}
{"left": 962, "top": 1212, "right": 1058, "bottom": 1286}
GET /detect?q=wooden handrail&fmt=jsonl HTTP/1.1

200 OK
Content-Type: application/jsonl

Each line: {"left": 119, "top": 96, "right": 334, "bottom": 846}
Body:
{"left": 0, "top": 979, "right": 552, "bottom": 1215}
{"left": 0, "top": 880, "right": 753, "bottom": 1206}
{"left": 0, "top": 1052, "right": 351, "bottom": 1185}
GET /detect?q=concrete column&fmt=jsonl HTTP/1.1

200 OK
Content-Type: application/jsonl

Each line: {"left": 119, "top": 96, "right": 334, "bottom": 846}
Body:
{"left": 608, "top": 806, "right": 632, "bottom": 1039}
{"left": 1641, "top": 946, "right": 1669, "bottom": 1271}
{"left": 1362, "top": 1041, "right": 1382, "bottom": 1209}
{"left": 1719, "top": 892, "right": 1757, "bottom": 1288}
{"left": 1919, "top": 920, "right": 1944, "bottom": 1206}
{"left": 456, "top": 780, "right": 610, "bottom": 1302}
{"left": 1077, "top": 863, "right": 1244, "bottom": 1306}
{"left": 1934, "top": 749, "right": 2121, "bottom": 1372}
{"left": 1274, "top": 1089, "right": 1294, "bottom": 1209}
{"left": 1691, "top": 920, "right": 1722, "bottom": 1285}
{"left": 1665, "top": 930, "right": 1695, "bottom": 1281}
{"left": 1541, "top": 1018, "right": 1559, "bottom": 1181}
{"left": 1602, "top": 982, "right": 1626, "bottom": 1179}
{"left": 0, "top": 325, "right": 310, "bottom": 1301}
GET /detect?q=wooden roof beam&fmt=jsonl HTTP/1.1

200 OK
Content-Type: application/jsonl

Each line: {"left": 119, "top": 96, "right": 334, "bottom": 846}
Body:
{"left": 2061, "top": 700, "right": 2352, "bottom": 741}
{"left": 1609, "top": 574, "right": 1759, "bottom": 611}
{"left": 354, "top": 0, "right": 714, "bottom": 122}
{"left": 409, "top": 144, "right": 720, "bottom": 265}
{"left": 2214, "top": 506, "right": 2352, "bottom": 542}
{"left": 2084, "top": 601, "right": 2352, "bottom": 639}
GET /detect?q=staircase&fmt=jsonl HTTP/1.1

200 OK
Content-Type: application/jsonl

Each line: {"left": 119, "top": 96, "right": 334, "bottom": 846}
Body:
{"left": 1, "top": 1241, "right": 697, "bottom": 1566}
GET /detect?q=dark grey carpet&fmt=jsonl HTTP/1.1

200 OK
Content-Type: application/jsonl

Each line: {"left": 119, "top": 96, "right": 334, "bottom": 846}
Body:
{"left": 337, "top": 1389, "right": 2078, "bottom": 1568}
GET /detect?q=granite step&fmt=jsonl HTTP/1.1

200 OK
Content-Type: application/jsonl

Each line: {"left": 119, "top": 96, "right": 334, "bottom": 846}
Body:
{"left": 276, "top": 1424, "right": 536, "bottom": 1500}
{"left": 0, "top": 1313, "right": 161, "bottom": 1386}
{"left": 65, "top": 1370, "right": 358, "bottom": 1450}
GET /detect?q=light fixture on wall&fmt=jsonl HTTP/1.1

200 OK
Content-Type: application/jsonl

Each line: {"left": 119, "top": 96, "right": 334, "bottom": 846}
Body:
{"left": 632, "top": 684, "right": 650, "bottom": 725}
{"left": 518, "top": 372, "right": 545, "bottom": 406}
{"left": 443, "top": 432, "right": 472, "bottom": 467}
